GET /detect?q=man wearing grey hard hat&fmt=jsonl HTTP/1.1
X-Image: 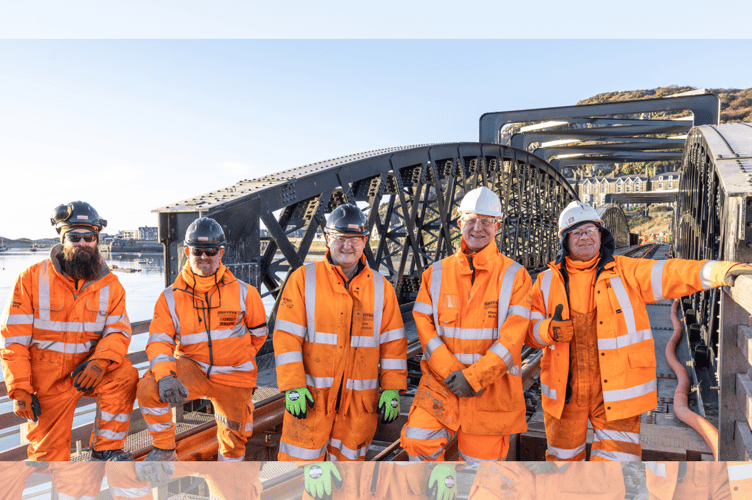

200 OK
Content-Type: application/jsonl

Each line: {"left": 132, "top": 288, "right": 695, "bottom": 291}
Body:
{"left": 527, "top": 200, "right": 752, "bottom": 462}
{"left": 402, "top": 186, "right": 532, "bottom": 474}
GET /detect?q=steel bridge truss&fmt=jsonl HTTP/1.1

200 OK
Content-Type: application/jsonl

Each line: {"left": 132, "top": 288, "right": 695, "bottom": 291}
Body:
{"left": 154, "top": 143, "right": 576, "bottom": 321}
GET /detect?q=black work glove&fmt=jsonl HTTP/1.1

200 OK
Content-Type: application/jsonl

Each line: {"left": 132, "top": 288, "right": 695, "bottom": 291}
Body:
{"left": 549, "top": 304, "right": 574, "bottom": 343}
{"left": 724, "top": 266, "right": 752, "bottom": 286}
{"left": 444, "top": 370, "right": 476, "bottom": 398}
{"left": 158, "top": 371, "right": 189, "bottom": 404}
{"left": 13, "top": 390, "right": 41, "bottom": 422}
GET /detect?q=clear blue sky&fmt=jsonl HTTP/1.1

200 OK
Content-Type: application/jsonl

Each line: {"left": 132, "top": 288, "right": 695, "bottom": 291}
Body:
{"left": 1, "top": 4, "right": 751, "bottom": 239}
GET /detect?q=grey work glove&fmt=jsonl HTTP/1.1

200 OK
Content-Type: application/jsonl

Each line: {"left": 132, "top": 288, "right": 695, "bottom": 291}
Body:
{"left": 135, "top": 461, "right": 175, "bottom": 485}
{"left": 444, "top": 370, "right": 476, "bottom": 398}
{"left": 158, "top": 371, "right": 188, "bottom": 404}
{"left": 724, "top": 266, "right": 752, "bottom": 286}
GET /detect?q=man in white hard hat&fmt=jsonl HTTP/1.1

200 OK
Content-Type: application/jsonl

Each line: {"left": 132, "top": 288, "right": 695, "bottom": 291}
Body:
{"left": 526, "top": 200, "right": 752, "bottom": 461}
{"left": 401, "top": 186, "right": 532, "bottom": 465}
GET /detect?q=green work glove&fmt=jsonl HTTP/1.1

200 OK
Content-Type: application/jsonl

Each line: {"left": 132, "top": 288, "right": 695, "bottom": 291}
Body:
{"left": 303, "top": 462, "right": 342, "bottom": 500}
{"left": 427, "top": 463, "right": 458, "bottom": 500}
{"left": 285, "top": 387, "right": 314, "bottom": 419}
{"left": 378, "top": 389, "right": 400, "bottom": 423}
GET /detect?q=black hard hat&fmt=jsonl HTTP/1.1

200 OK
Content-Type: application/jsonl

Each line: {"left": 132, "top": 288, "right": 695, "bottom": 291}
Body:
{"left": 324, "top": 204, "right": 368, "bottom": 235}
{"left": 51, "top": 201, "right": 107, "bottom": 234}
{"left": 184, "top": 217, "right": 226, "bottom": 248}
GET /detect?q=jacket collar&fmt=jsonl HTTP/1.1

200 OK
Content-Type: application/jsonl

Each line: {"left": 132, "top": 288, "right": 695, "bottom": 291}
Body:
{"left": 456, "top": 238, "right": 499, "bottom": 271}
{"left": 324, "top": 250, "right": 368, "bottom": 281}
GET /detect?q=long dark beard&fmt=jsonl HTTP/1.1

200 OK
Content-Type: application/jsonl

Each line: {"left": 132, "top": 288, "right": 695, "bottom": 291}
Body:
{"left": 60, "top": 245, "right": 101, "bottom": 281}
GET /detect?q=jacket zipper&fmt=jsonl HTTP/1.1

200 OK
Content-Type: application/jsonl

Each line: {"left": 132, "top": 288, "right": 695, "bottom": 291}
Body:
{"left": 205, "top": 291, "right": 214, "bottom": 376}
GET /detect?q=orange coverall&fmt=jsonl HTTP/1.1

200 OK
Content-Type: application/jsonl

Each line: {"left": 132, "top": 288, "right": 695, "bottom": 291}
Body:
{"left": 401, "top": 239, "right": 531, "bottom": 462}
{"left": 645, "top": 461, "right": 733, "bottom": 500}
{"left": 274, "top": 253, "right": 407, "bottom": 461}
{"left": 0, "top": 246, "right": 137, "bottom": 460}
{"left": 138, "top": 263, "right": 268, "bottom": 460}
{"left": 301, "top": 462, "right": 430, "bottom": 500}
{"left": 468, "top": 462, "right": 535, "bottom": 500}
{"left": 527, "top": 256, "right": 741, "bottom": 461}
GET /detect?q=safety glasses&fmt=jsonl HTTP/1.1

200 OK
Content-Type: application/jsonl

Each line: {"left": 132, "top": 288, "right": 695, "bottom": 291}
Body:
{"left": 190, "top": 247, "right": 220, "bottom": 257}
{"left": 460, "top": 216, "right": 498, "bottom": 228}
{"left": 328, "top": 234, "right": 367, "bottom": 245}
{"left": 65, "top": 234, "right": 96, "bottom": 243}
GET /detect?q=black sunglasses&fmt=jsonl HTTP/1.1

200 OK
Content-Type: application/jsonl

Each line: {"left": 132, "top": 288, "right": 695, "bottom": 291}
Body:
{"left": 66, "top": 234, "right": 96, "bottom": 243}
{"left": 190, "top": 247, "right": 220, "bottom": 257}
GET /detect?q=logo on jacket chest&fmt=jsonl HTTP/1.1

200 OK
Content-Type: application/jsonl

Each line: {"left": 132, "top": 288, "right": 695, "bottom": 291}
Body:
{"left": 484, "top": 300, "right": 498, "bottom": 319}
{"left": 217, "top": 310, "right": 239, "bottom": 327}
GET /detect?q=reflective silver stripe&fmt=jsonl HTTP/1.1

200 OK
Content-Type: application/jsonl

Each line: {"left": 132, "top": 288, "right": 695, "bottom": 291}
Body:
{"left": 345, "top": 378, "right": 379, "bottom": 391}
{"left": 329, "top": 437, "right": 368, "bottom": 460}
{"left": 218, "top": 451, "right": 244, "bottom": 461}
{"left": 181, "top": 323, "right": 247, "bottom": 345}
{"left": 96, "top": 428, "right": 127, "bottom": 441}
{"left": 250, "top": 325, "right": 267, "bottom": 337}
{"left": 372, "top": 271, "right": 384, "bottom": 340}
{"left": 455, "top": 353, "right": 481, "bottom": 364}
{"left": 593, "top": 429, "right": 640, "bottom": 444}
{"left": 530, "top": 311, "right": 545, "bottom": 321}
{"left": 590, "top": 449, "right": 641, "bottom": 461}
{"left": 728, "top": 464, "right": 752, "bottom": 481}
{"left": 163, "top": 287, "right": 181, "bottom": 336}
{"left": 610, "top": 277, "right": 637, "bottom": 336}
{"left": 215, "top": 413, "right": 245, "bottom": 432}
{"left": 380, "top": 328, "right": 405, "bottom": 344}
{"left": 598, "top": 329, "right": 653, "bottom": 350}
{"left": 532, "top": 319, "right": 546, "bottom": 345}
{"left": 110, "top": 485, "right": 151, "bottom": 498}
{"left": 507, "top": 305, "right": 530, "bottom": 319}
{"left": 380, "top": 358, "right": 407, "bottom": 370}
{"left": 603, "top": 379, "right": 656, "bottom": 402}
{"left": 309, "top": 331, "right": 338, "bottom": 345}
{"left": 38, "top": 261, "right": 51, "bottom": 322}
{"left": 4, "top": 314, "right": 33, "bottom": 325}
{"left": 59, "top": 495, "right": 96, "bottom": 500}
{"left": 274, "top": 319, "right": 307, "bottom": 337}
{"left": 306, "top": 374, "right": 334, "bottom": 388}
{"left": 148, "top": 332, "right": 175, "bottom": 345}
{"left": 30, "top": 339, "right": 94, "bottom": 354}
{"left": 424, "top": 336, "right": 444, "bottom": 358}
{"left": 488, "top": 342, "right": 514, "bottom": 371}
{"left": 438, "top": 326, "right": 497, "bottom": 340}
{"left": 102, "top": 325, "right": 130, "bottom": 339}
{"left": 497, "top": 262, "right": 522, "bottom": 325}
{"left": 105, "top": 314, "right": 129, "bottom": 326}
{"left": 413, "top": 301, "right": 432, "bottom": 315}
{"left": 146, "top": 421, "right": 173, "bottom": 433}
{"left": 304, "top": 263, "right": 317, "bottom": 344}
{"left": 541, "top": 382, "right": 557, "bottom": 400}
{"left": 700, "top": 260, "right": 718, "bottom": 290}
{"left": 458, "top": 449, "right": 486, "bottom": 464}
{"left": 2, "top": 335, "right": 32, "bottom": 347}
{"left": 238, "top": 280, "right": 248, "bottom": 315}
{"left": 245, "top": 422, "right": 253, "bottom": 432}
{"left": 645, "top": 462, "right": 667, "bottom": 477}
{"left": 411, "top": 448, "right": 444, "bottom": 461}
{"left": 351, "top": 334, "right": 378, "bottom": 348}
{"left": 94, "top": 285, "right": 109, "bottom": 333}
{"left": 509, "top": 364, "right": 522, "bottom": 376}
{"left": 193, "top": 358, "right": 255, "bottom": 375}
{"left": 140, "top": 405, "right": 171, "bottom": 416}
{"left": 150, "top": 354, "right": 176, "bottom": 370}
{"left": 430, "top": 260, "right": 443, "bottom": 330}
{"left": 99, "top": 411, "right": 131, "bottom": 423}
{"left": 275, "top": 351, "right": 303, "bottom": 366}
{"left": 405, "top": 426, "right": 451, "bottom": 442}
{"left": 32, "top": 319, "right": 113, "bottom": 332}
{"left": 650, "top": 260, "right": 666, "bottom": 301}
{"left": 540, "top": 270, "right": 553, "bottom": 313}
{"left": 547, "top": 443, "right": 586, "bottom": 460}
{"left": 279, "top": 441, "right": 327, "bottom": 460}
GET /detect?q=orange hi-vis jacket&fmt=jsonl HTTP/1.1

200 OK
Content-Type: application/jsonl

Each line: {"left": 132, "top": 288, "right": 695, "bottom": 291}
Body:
{"left": 411, "top": 239, "right": 532, "bottom": 436}
{"left": 147, "top": 264, "right": 267, "bottom": 387}
{"left": 729, "top": 462, "right": 752, "bottom": 500}
{"left": 273, "top": 253, "right": 407, "bottom": 416}
{"left": 1, "top": 246, "right": 132, "bottom": 397}
{"left": 645, "top": 462, "right": 740, "bottom": 500}
{"left": 527, "top": 257, "right": 739, "bottom": 421}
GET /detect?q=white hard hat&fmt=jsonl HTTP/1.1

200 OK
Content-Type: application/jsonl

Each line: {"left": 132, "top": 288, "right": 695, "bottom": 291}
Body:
{"left": 459, "top": 186, "right": 502, "bottom": 217}
{"left": 558, "top": 201, "right": 603, "bottom": 237}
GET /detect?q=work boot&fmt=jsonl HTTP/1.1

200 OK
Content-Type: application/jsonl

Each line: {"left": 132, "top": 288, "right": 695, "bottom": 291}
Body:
{"left": 144, "top": 446, "right": 178, "bottom": 461}
{"left": 90, "top": 448, "right": 133, "bottom": 461}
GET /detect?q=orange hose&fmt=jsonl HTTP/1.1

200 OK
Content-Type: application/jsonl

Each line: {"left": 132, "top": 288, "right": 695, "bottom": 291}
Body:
{"left": 667, "top": 299, "right": 719, "bottom": 460}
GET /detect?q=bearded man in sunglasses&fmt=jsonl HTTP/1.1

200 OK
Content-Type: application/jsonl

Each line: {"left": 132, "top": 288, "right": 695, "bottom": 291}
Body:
{"left": 138, "top": 217, "right": 268, "bottom": 461}
{"left": 0, "top": 201, "right": 138, "bottom": 463}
